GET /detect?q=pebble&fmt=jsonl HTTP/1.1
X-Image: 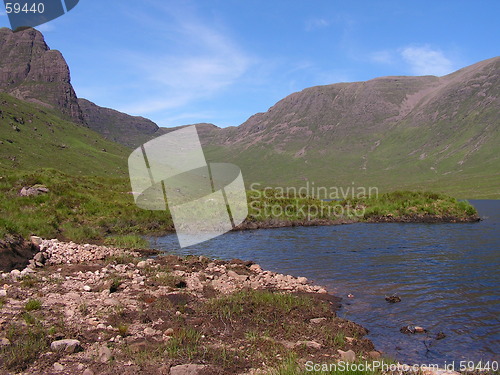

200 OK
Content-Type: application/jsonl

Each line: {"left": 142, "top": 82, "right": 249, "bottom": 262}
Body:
{"left": 83, "top": 285, "right": 92, "bottom": 292}
{"left": 53, "top": 362, "right": 64, "bottom": 371}
{"left": 338, "top": 349, "right": 356, "bottom": 362}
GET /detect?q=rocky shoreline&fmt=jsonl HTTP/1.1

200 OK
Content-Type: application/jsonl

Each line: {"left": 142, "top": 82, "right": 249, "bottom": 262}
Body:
{"left": 0, "top": 238, "right": 467, "bottom": 375}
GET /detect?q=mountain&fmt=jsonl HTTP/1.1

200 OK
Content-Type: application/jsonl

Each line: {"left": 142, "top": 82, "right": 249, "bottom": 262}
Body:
{"left": 1, "top": 27, "right": 498, "bottom": 197}
{"left": 0, "top": 92, "right": 129, "bottom": 176}
{"left": 0, "top": 28, "right": 84, "bottom": 123}
{"left": 0, "top": 29, "right": 129, "bottom": 176}
{"left": 78, "top": 98, "right": 165, "bottom": 148}
{"left": 200, "top": 57, "right": 500, "bottom": 198}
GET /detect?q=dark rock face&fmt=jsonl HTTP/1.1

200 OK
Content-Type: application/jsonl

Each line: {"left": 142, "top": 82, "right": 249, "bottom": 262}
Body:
{"left": 0, "top": 27, "right": 84, "bottom": 123}
{"left": 78, "top": 98, "right": 161, "bottom": 148}
{"left": 0, "top": 235, "right": 38, "bottom": 272}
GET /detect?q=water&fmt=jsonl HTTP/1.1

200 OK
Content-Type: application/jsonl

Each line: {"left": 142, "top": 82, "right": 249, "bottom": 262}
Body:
{"left": 149, "top": 200, "right": 500, "bottom": 366}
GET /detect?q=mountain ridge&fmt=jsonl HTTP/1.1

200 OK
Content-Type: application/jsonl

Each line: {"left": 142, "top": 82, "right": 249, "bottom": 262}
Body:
{"left": 0, "top": 27, "right": 498, "bottom": 197}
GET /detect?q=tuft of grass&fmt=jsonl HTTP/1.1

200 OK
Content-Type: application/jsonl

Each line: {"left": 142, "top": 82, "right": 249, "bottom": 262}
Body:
{"left": 117, "top": 323, "right": 129, "bottom": 337}
{"left": 205, "top": 289, "right": 318, "bottom": 322}
{"left": 104, "top": 234, "right": 149, "bottom": 249}
{"left": 21, "top": 312, "right": 37, "bottom": 325}
{"left": 109, "top": 276, "right": 122, "bottom": 293}
{"left": 20, "top": 275, "right": 39, "bottom": 288}
{"left": 165, "top": 327, "right": 202, "bottom": 359}
{"left": 0, "top": 322, "right": 50, "bottom": 371}
{"left": 24, "top": 299, "right": 42, "bottom": 312}
{"left": 78, "top": 302, "right": 89, "bottom": 316}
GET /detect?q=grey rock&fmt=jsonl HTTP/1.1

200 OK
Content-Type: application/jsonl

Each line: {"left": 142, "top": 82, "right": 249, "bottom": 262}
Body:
{"left": 53, "top": 362, "right": 64, "bottom": 371}
{"left": 136, "top": 261, "right": 147, "bottom": 268}
{"left": 310, "top": 317, "right": 327, "bottom": 324}
{"left": 50, "top": 339, "right": 81, "bottom": 353}
{"left": 19, "top": 185, "right": 49, "bottom": 197}
{"left": 338, "top": 349, "right": 356, "bottom": 362}
{"left": 33, "top": 252, "right": 45, "bottom": 264}
{"left": 296, "top": 340, "right": 322, "bottom": 349}
{"left": 99, "top": 345, "right": 113, "bottom": 363}
{"left": 30, "top": 236, "right": 43, "bottom": 246}
{"left": 170, "top": 364, "right": 206, "bottom": 375}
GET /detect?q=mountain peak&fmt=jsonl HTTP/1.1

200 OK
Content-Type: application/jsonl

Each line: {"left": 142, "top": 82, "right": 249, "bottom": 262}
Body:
{"left": 0, "top": 27, "right": 83, "bottom": 123}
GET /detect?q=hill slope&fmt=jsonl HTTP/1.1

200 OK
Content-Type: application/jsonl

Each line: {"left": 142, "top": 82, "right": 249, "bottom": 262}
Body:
{"left": 200, "top": 57, "right": 500, "bottom": 198}
{"left": 0, "top": 92, "right": 129, "bottom": 176}
{"left": 78, "top": 98, "right": 164, "bottom": 148}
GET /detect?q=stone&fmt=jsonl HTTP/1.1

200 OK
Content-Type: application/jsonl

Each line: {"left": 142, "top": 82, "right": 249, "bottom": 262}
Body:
{"left": 53, "top": 362, "right": 64, "bottom": 371}
{"left": 385, "top": 295, "right": 401, "bottom": 303}
{"left": 83, "top": 285, "right": 92, "bottom": 292}
{"left": 19, "top": 185, "right": 49, "bottom": 197}
{"left": 338, "top": 349, "right": 356, "bottom": 362}
{"left": 33, "top": 252, "right": 45, "bottom": 264}
{"left": 30, "top": 236, "right": 43, "bottom": 246}
{"left": 297, "top": 276, "right": 308, "bottom": 284}
{"left": 10, "top": 269, "right": 21, "bottom": 278}
{"left": 83, "top": 369, "right": 94, "bottom": 375}
{"left": 296, "top": 340, "right": 322, "bottom": 349}
{"left": 164, "top": 328, "right": 174, "bottom": 336}
{"left": 170, "top": 364, "right": 206, "bottom": 375}
{"left": 414, "top": 326, "right": 426, "bottom": 333}
{"left": 50, "top": 339, "right": 81, "bottom": 353}
{"left": 249, "top": 264, "right": 262, "bottom": 272}
{"left": 137, "top": 261, "right": 147, "bottom": 268}
{"left": 310, "top": 317, "right": 327, "bottom": 324}
{"left": 0, "top": 337, "right": 11, "bottom": 346}
{"left": 99, "top": 345, "right": 113, "bottom": 363}
{"left": 368, "top": 350, "right": 381, "bottom": 359}
{"left": 0, "top": 289, "right": 6, "bottom": 297}
{"left": 144, "top": 327, "right": 157, "bottom": 336}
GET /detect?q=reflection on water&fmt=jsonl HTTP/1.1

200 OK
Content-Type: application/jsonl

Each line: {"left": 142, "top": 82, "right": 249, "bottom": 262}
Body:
{"left": 150, "top": 200, "right": 500, "bottom": 365}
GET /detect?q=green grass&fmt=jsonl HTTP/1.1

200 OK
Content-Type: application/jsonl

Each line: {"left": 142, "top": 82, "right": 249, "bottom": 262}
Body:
{"left": 0, "top": 168, "right": 173, "bottom": 240}
{"left": 0, "top": 93, "right": 129, "bottom": 177}
{"left": 0, "top": 322, "right": 50, "bottom": 371}
{"left": 24, "top": 299, "right": 42, "bottom": 311}
{"left": 104, "top": 234, "right": 149, "bottom": 249}
{"left": 0, "top": 169, "right": 478, "bottom": 242}
{"left": 205, "top": 289, "right": 318, "bottom": 322}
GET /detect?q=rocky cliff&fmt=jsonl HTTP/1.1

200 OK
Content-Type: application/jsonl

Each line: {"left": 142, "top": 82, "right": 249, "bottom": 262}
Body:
{"left": 0, "top": 27, "right": 84, "bottom": 123}
{"left": 78, "top": 98, "right": 162, "bottom": 148}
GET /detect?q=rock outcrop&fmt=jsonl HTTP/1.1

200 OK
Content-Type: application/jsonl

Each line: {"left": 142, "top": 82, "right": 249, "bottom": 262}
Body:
{"left": 0, "top": 27, "right": 84, "bottom": 123}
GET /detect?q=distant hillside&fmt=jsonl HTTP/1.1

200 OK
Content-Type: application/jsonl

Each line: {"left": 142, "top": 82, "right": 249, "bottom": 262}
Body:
{"left": 78, "top": 98, "right": 164, "bottom": 148}
{"left": 0, "top": 92, "right": 129, "bottom": 176}
{"left": 0, "top": 27, "right": 498, "bottom": 197}
{"left": 200, "top": 57, "right": 500, "bottom": 198}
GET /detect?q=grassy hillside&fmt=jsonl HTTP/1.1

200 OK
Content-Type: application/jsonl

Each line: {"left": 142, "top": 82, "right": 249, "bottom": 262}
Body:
{"left": 201, "top": 58, "right": 500, "bottom": 199}
{"left": 0, "top": 93, "right": 129, "bottom": 177}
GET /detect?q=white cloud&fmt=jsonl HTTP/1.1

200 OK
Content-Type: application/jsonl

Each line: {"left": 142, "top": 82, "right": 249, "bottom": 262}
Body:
{"left": 305, "top": 18, "right": 330, "bottom": 31}
{"left": 400, "top": 45, "right": 455, "bottom": 76}
{"left": 118, "top": 6, "right": 252, "bottom": 116}
{"left": 370, "top": 50, "right": 395, "bottom": 64}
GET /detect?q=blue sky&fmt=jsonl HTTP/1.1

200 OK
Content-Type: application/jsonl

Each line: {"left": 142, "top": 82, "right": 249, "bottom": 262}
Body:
{"left": 1, "top": 1, "right": 499, "bottom": 128}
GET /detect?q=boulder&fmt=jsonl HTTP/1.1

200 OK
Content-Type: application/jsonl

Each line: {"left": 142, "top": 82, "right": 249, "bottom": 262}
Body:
{"left": 50, "top": 339, "right": 81, "bottom": 353}
{"left": 338, "top": 349, "right": 356, "bottom": 362}
{"left": 170, "top": 364, "right": 206, "bottom": 375}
